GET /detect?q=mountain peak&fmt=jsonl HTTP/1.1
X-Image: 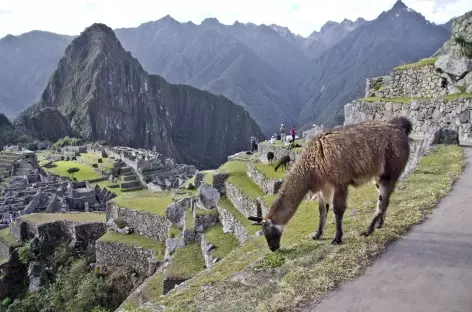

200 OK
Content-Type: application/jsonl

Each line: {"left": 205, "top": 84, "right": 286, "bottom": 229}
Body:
{"left": 201, "top": 17, "right": 221, "bottom": 26}
{"left": 392, "top": 0, "right": 408, "bottom": 10}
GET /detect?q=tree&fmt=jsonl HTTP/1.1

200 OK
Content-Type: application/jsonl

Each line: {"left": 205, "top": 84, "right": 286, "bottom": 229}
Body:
{"left": 67, "top": 167, "right": 80, "bottom": 178}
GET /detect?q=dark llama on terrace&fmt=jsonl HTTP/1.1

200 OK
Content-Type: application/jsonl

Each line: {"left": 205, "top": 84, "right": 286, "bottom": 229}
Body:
{"left": 249, "top": 116, "right": 412, "bottom": 252}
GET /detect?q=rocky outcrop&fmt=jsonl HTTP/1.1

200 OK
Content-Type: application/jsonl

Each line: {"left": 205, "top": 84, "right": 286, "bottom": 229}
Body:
{"left": 13, "top": 23, "right": 264, "bottom": 169}
{"left": 196, "top": 183, "right": 220, "bottom": 210}
{"left": 434, "top": 11, "right": 472, "bottom": 57}
{"left": 0, "top": 113, "right": 31, "bottom": 147}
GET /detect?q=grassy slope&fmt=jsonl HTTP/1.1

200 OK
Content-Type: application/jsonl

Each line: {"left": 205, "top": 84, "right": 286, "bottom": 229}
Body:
{"left": 111, "top": 190, "right": 174, "bottom": 216}
{"left": 219, "top": 161, "right": 264, "bottom": 199}
{"left": 204, "top": 224, "right": 239, "bottom": 259}
{"left": 19, "top": 213, "right": 106, "bottom": 224}
{"left": 149, "top": 145, "right": 464, "bottom": 312}
{"left": 0, "top": 228, "right": 20, "bottom": 247}
{"left": 166, "top": 243, "right": 206, "bottom": 279}
{"left": 395, "top": 57, "right": 438, "bottom": 70}
{"left": 254, "top": 162, "right": 285, "bottom": 180}
{"left": 98, "top": 231, "right": 165, "bottom": 260}
{"left": 42, "top": 160, "right": 102, "bottom": 181}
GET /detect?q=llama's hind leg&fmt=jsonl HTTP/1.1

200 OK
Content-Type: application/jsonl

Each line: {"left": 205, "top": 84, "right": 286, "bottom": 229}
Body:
{"left": 361, "top": 177, "right": 396, "bottom": 236}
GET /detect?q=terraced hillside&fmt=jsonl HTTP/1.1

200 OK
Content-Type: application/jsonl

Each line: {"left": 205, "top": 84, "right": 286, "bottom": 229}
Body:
{"left": 114, "top": 140, "right": 464, "bottom": 312}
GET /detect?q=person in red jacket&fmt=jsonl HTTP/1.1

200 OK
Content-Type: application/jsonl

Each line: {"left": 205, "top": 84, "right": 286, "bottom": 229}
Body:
{"left": 290, "top": 126, "right": 296, "bottom": 142}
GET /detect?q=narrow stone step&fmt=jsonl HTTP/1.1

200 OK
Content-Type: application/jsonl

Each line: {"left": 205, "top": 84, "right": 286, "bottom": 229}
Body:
{"left": 108, "top": 192, "right": 189, "bottom": 241}
{"left": 246, "top": 162, "right": 284, "bottom": 195}
{"left": 200, "top": 224, "right": 239, "bottom": 269}
{"left": 216, "top": 197, "right": 259, "bottom": 244}
{"left": 96, "top": 230, "right": 165, "bottom": 277}
{"left": 162, "top": 243, "right": 205, "bottom": 295}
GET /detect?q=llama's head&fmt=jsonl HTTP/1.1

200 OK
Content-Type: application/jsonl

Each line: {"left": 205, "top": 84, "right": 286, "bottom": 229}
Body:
{"left": 248, "top": 216, "right": 284, "bottom": 252}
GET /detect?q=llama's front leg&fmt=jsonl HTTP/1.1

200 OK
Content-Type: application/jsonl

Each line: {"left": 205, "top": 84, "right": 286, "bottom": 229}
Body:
{"left": 331, "top": 186, "right": 348, "bottom": 245}
{"left": 362, "top": 179, "right": 395, "bottom": 236}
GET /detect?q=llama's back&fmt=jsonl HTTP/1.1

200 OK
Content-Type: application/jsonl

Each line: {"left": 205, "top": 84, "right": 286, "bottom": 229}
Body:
{"left": 300, "top": 122, "right": 410, "bottom": 186}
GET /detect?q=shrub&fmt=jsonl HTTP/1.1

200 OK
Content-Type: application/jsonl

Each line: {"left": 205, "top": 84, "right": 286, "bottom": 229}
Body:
{"left": 92, "top": 164, "right": 98, "bottom": 168}
{"left": 453, "top": 34, "right": 472, "bottom": 58}
{"left": 98, "top": 158, "right": 103, "bottom": 163}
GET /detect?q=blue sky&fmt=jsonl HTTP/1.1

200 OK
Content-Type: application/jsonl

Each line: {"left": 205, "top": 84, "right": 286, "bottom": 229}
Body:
{"left": 0, "top": 0, "right": 471, "bottom": 39}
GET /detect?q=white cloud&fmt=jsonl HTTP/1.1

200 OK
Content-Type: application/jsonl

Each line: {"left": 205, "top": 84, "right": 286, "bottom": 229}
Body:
{"left": 0, "top": 0, "right": 471, "bottom": 39}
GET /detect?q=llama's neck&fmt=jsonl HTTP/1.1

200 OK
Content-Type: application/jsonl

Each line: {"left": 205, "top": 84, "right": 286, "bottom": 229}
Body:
{"left": 266, "top": 164, "right": 317, "bottom": 225}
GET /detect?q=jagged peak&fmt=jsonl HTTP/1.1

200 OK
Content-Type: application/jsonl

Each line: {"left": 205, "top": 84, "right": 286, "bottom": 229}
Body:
{"left": 392, "top": 0, "right": 408, "bottom": 10}
{"left": 80, "top": 23, "right": 116, "bottom": 38}
{"left": 201, "top": 17, "right": 221, "bottom": 26}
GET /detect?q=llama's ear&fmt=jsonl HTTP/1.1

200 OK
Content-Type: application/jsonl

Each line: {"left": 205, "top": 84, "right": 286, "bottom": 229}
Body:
{"left": 248, "top": 216, "right": 263, "bottom": 223}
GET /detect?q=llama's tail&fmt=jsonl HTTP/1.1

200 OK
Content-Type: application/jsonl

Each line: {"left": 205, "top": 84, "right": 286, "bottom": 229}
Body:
{"left": 389, "top": 116, "right": 412, "bottom": 136}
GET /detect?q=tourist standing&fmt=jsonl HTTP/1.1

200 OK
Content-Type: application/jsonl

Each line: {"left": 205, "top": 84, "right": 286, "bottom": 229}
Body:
{"left": 280, "top": 124, "right": 286, "bottom": 142}
{"left": 290, "top": 126, "right": 296, "bottom": 142}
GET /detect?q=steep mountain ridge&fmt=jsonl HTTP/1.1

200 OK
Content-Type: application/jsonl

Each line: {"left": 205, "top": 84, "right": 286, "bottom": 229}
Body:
{"left": 14, "top": 24, "right": 264, "bottom": 169}
{"left": 298, "top": 0, "right": 450, "bottom": 127}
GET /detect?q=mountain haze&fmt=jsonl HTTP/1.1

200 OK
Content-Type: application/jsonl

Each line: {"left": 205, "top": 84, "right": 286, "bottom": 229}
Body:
{"left": 14, "top": 24, "right": 264, "bottom": 169}
{"left": 0, "top": 0, "right": 458, "bottom": 134}
{"left": 298, "top": 0, "right": 450, "bottom": 127}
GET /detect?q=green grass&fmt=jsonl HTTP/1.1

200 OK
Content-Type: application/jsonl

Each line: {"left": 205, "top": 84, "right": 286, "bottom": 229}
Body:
{"left": 254, "top": 162, "right": 285, "bottom": 180}
{"left": 153, "top": 145, "right": 465, "bottom": 312}
{"left": 80, "top": 152, "right": 114, "bottom": 169}
{"left": 359, "top": 96, "right": 423, "bottom": 104}
{"left": 195, "top": 208, "right": 219, "bottom": 217}
{"left": 218, "top": 198, "right": 259, "bottom": 235}
{"left": 395, "top": 57, "right": 438, "bottom": 70}
{"left": 166, "top": 243, "right": 205, "bottom": 279}
{"left": 98, "top": 231, "right": 165, "bottom": 260}
{"left": 19, "top": 213, "right": 106, "bottom": 224}
{"left": 185, "top": 209, "right": 195, "bottom": 230}
{"left": 121, "top": 272, "right": 164, "bottom": 311}
{"left": 219, "top": 161, "right": 264, "bottom": 199}
{"left": 204, "top": 224, "right": 239, "bottom": 259}
{"left": 111, "top": 191, "right": 174, "bottom": 216}
{"left": 93, "top": 179, "right": 123, "bottom": 195}
{"left": 443, "top": 92, "right": 472, "bottom": 100}
{"left": 169, "top": 225, "right": 182, "bottom": 238}
{"left": 0, "top": 228, "right": 20, "bottom": 247}
{"left": 203, "top": 171, "right": 214, "bottom": 185}
{"left": 42, "top": 160, "right": 102, "bottom": 182}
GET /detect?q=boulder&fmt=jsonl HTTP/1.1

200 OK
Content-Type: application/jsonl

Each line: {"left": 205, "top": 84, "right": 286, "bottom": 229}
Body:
{"left": 166, "top": 201, "right": 186, "bottom": 226}
{"left": 463, "top": 71, "right": 472, "bottom": 93}
{"left": 435, "top": 54, "right": 472, "bottom": 78}
{"left": 196, "top": 183, "right": 220, "bottom": 210}
{"left": 433, "top": 128, "right": 459, "bottom": 145}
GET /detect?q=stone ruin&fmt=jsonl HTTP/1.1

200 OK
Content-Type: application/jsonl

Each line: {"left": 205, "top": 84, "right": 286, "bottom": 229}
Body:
{"left": 0, "top": 151, "right": 106, "bottom": 227}
{"left": 107, "top": 146, "right": 196, "bottom": 191}
{"left": 303, "top": 124, "right": 326, "bottom": 140}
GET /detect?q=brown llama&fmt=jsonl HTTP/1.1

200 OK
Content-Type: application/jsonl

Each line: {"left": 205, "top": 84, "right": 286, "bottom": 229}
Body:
{"left": 248, "top": 116, "right": 412, "bottom": 251}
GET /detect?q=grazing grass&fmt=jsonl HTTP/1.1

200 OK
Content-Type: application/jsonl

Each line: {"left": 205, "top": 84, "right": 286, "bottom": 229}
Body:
{"left": 218, "top": 197, "right": 259, "bottom": 235}
{"left": 359, "top": 96, "right": 425, "bottom": 104}
{"left": 443, "top": 92, "right": 472, "bottom": 100}
{"left": 254, "top": 162, "right": 285, "bottom": 180}
{"left": 166, "top": 243, "right": 205, "bottom": 279}
{"left": 185, "top": 209, "right": 194, "bottom": 230}
{"left": 395, "top": 57, "right": 438, "bottom": 70}
{"left": 80, "top": 152, "right": 114, "bottom": 169}
{"left": 98, "top": 231, "right": 165, "bottom": 260}
{"left": 219, "top": 161, "right": 264, "bottom": 200}
{"left": 169, "top": 225, "right": 182, "bottom": 238}
{"left": 19, "top": 213, "right": 106, "bottom": 224}
{"left": 203, "top": 170, "right": 214, "bottom": 185}
{"left": 121, "top": 272, "right": 164, "bottom": 311}
{"left": 204, "top": 224, "right": 239, "bottom": 259}
{"left": 0, "top": 228, "right": 20, "bottom": 247}
{"left": 151, "top": 145, "right": 464, "bottom": 312}
{"left": 111, "top": 190, "right": 174, "bottom": 216}
{"left": 41, "top": 160, "right": 102, "bottom": 181}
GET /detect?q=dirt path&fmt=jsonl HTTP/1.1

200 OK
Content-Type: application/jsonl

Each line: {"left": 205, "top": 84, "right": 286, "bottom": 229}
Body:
{"left": 304, "top": 146, "right": 472, "bottom": 312}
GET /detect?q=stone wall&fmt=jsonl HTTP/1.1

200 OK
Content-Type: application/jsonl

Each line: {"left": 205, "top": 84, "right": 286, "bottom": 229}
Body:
{"left": 246, "top": 163, "right": 283, "bottom": 195}
{"left": 107, "top": 202, "right": 170, "bottom": 242}
{"left": 200, "top": 233, "right": 218, "bottom": 269}
{"left": 212, "top": 173, "right": 229, "bottom": 196}
{"left": 225, "top": 182, "right": 262, "bottom": 218}
{"left": 95, "top": 239, "right": 162, "bottom": 277}
{"left": 344, "top": 97, "right": 472, "bottom": 142}
{"left": 365, "top": 65, "right": 446, "bottom": 98}
{"left": 216, "top": 204, "right": 249, "bottom": 244}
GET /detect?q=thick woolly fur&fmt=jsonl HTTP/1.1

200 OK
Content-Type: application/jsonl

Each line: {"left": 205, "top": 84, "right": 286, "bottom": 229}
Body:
{"left": 259, "top": 117, "right": 412, "bottom": 251}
